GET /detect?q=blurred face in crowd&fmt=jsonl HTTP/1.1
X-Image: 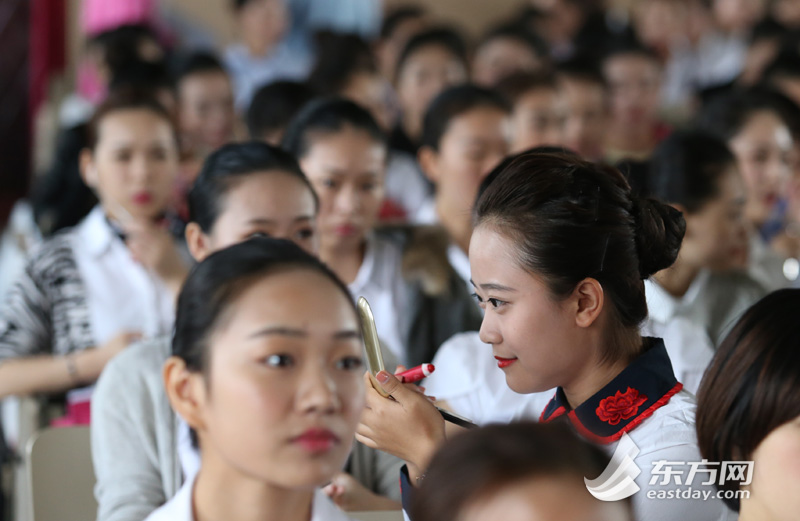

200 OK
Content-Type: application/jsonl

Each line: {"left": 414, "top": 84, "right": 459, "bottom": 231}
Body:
{"left": 712, "top": 0, "right": 767, "bottom": 33}
{"left": 633, "top": 0, "right": 691, "bottom": 54}
{"left": 166, "top": 268, "right": 365, "bottom": 493}
{"left": 178, "top": 70, "right": 236, "bottom": 153}
{"left": 472, "top": 37, "right": 545, "bottom": 87}
{"left": 396, "top": 45, "right": 468, "bottom": 134}
{"left": 420, "top": 106, "right": 510, "bottom": 218}
{"left": 773, "top": 0, "right": 800, "bottom": 27}
{"left": 339, "top": 71, "right": 395, "bottom": 132}
{"left": 603, "top": 53, "right": 662, "bottom": 130}
{"left": 82, "top": 108, "right": 179, "bottom": 222}
{"left": 728, "top": 110, "right": 793, "bottom": 228}
{"left": 299, "top": 127, "right": 387, "bottom": 253}
{"left": 508, "top": 86, "right": 567, "bottom": 153}
{"left": 457, "top": 474, "right": 632, "bottom": 521}
{"left": 680, "top": 166, "right": 749, "bottom": 271}
{"left": 238, "top": 0, "right": 289, "bottom": 54}
{"left": 187, "top": 171, "right": 318, "bottom": 261}
{"left": 378, "top": 14, "right": 427, "bottom": 81}
{"left": 559, "top": 77, "right": 608, "bottom": 160}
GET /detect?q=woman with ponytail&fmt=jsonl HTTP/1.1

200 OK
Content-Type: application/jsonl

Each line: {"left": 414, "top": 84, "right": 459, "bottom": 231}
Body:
{"left": 356, "top": 151, "right": 734, "bottom": 521}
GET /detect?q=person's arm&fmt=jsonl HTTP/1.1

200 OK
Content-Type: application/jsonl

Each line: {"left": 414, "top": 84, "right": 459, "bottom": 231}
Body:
{"left": 0, "top": 332, "right": 141, "bottom": 399}
{"left": 92, "top": 342, "right": 172, "bottom": 521}
{"left": 356, "top": 371, "right": 446, "bottom": 485}
{"left": 0, "top": 263, "right": 140, "bottom": 399}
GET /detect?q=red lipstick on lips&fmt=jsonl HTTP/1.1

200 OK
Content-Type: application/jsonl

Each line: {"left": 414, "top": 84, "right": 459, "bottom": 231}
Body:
{"left": 334, "top": 224, "right": 358, "bottom": 237}
{"left": 293, "top": 429, "right": 339, "bottom": 453}
{"left": 495, "top": 356, "right": 518, "bottom": 369}
{"left": 132, "top": 192, "right": 153, "bottom": 205}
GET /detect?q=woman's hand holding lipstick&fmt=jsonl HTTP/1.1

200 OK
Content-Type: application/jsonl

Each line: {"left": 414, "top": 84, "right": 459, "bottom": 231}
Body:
{"left": 356, "top": 369, "right": 445, "bottom": 486}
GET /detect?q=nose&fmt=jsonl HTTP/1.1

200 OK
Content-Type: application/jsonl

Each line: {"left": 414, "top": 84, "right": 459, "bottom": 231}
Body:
{"left": 297, "top": 365, "right": 340, "bottom": 415}
{"left": 334, "top": 185, "right": 362, "bottom": 216}
{"left": 478, "top": 310, "right": 501, "bottom": 346}
{"left": 130, "top": 153, "right": 151, "bottom": 184}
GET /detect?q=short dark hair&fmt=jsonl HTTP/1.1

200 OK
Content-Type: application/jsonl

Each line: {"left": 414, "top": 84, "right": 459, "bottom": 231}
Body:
{"left": 171, "top": 51, "right": 227, "bottom": 86}
{"left": 496, "top": 72, "right": 558, "bottom": 105}
{"left": 89, "top": 24, "right": 162, "bottom": 79}
{"left": 556, "top": 55, "right": 608, "bottom": 89}
{"left": 396, "top": 27, "right": 468, "bottom": 80}
{"left": 282, "top": 97, "right": 388, "bottom": 159}
{"left": 380, "top": 5, "right": 426, "bottom": 40}
{"left": 246, "top": 81, "right": 316, "bottom": 140}
{"left": 409, "top": 422, "right": 627, "bottom": 521}
{"left": 475, "top": 151, "right": 685, "bottom": 361}
{"left": 86, "top": 87, "right": 176, "bottom": 150}
{"left": 647, "top": 130, "right": 737, "bottom": 213}
{"left": 477, "top": 23, "right": 549, "bottom": 62}
{"left": 307, "top": 31, "right": 377, "bottom": 96}
{"left": 420, "top": 84, "right": 511, "bottom": 151}
{"left": 696, "top": 289, "right": 800, "bottom": 511}
{"left": 173, "top": 237, "right": 356, "bottom": 375}
{"left": 109, "top": 59, "right": 175, "bottom": 94}
{"left": 696, "top": 87, "right": 790, "bottom": 142}
{"left": 601, "top": 40, "right": 661, "bottom": 68}
{"left": 188, "top": 141, "right": 317, "bottom": 232}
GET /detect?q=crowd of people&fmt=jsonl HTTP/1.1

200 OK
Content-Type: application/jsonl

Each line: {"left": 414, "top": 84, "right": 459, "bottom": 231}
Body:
{"left": 1, "top": 0, "right": 800, "bottom": 520}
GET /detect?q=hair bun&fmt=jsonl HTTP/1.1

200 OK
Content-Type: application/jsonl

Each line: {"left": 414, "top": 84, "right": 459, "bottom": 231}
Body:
{"left": 631, "top": 197, "right": 686, "bottom": 278}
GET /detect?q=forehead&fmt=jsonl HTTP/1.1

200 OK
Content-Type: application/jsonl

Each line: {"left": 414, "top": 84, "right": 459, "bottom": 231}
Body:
{"left": 303, "top": 129, "right": 387, "bottom": 167}
{"left": 215, "top": 269, "right": 358, "bottom": 337}
{"left": 444, "top": 107, "right": 510, "bottom": 140}
{"left": 217, "top": 171, "right": 315, "bottom": 215}
{"left": 96, "top": 109, "right": 173, "bottom": 143}
{"left": 469, "top": 225, "right": 525, "bottom": 278}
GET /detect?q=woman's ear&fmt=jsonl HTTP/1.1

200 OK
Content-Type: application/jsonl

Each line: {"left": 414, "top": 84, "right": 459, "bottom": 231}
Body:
{"left": 163, "top": 356, "right": 208, "bottom": 433}
{"left": 417, "top": 146, "right": 440, "bottom": 184}
{"left": 572, "top": 278, "right": 604, "bottom": 328}
{"left": 185, "top": 222, "right": 212, "bottom": 262}
{"left": 80, "top": 149, "right": 98, "bottom": 189}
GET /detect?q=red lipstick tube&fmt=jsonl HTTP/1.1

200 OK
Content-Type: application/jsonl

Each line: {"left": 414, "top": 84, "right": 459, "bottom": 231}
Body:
{"left": 397, "top": 363, "right": 435, "bottom": 383}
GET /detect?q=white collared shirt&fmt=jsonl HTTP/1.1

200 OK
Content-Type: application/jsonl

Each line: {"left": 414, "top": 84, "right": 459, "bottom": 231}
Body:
{"left": 144, "top": 472, "right": 356, "bottom": 521}
{"left": 348, "top": 234, "right": 409, "bottom": 365}
{"left": 643, "top": 276, "right": 715, "bottom": 395}
{"left": 72, "top": 206, "right": 175, "bottom": 346}
{"left": 424, "top": 332, "right": 553, "bottom": 425}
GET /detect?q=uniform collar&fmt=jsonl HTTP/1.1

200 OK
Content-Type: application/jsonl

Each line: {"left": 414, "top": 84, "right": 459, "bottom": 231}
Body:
{"left": 539, "top": 337, "right": 683, "bottom": 445}
{"left": 645, "top": 271, "right": 710, "bottom": 324}
{"left": 77, "top": 206, "right": 121, "bottom": 258}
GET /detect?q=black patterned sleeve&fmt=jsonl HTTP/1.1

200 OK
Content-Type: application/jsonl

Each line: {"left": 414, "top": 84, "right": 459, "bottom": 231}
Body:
{"left": 0, "top": 260, "right": 52, "bottom": 360}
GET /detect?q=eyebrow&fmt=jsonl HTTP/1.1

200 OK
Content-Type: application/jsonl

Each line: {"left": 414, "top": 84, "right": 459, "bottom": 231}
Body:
{"left": 469, "top": 279, "right": 516, "bottom": 292}
{"left": 324, "top": 168, "right": 380, "bottom": 178}
{"left": 247, "top": 327, "right": 361, "bottom": 340}
{"left": 245, "top": 216, "right": 314, "bottom": 226}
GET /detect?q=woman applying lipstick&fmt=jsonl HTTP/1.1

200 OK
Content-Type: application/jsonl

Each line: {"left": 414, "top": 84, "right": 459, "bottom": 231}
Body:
{"left": 147, "top": 238, "right": 363, "bottom": 521}
{"left": 357, "top": 151, "right": 733, "bottom": 521}
{"left": 283, "top": 98, "right": 481, "bottom": 367}
{"left": 0, "top": 88, "right": 187, "bottom": 400}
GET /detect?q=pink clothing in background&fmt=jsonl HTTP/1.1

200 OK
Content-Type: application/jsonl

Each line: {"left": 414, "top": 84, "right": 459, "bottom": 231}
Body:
{"left": 81, "top": 0, "right": 158, "bottom": 36}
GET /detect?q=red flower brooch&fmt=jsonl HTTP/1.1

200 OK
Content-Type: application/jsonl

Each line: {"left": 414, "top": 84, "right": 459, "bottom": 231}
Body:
{"left": 596, "top": 387, "right": 648, "bottom": 426}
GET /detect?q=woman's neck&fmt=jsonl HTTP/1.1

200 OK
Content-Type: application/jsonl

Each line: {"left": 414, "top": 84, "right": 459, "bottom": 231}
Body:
{"left": 319, "top": 239, "right": 367, "bottom": 285}
{"left": 562, "top": 332, "right": 640, "bottom": 409}
{"left": 652, "top": 256, "right": 701, "bottom": 299}
{"left": 435, "top": 198, "right": 473, "bottom": 255}
{"left": 738, "top": 495, "right": 777, "bottom": 521}
{"left": 193, "top": 461, "right": 314, "bottom": 521}
{"left": 401, "top": 112, "right": 422, "bottom": 144}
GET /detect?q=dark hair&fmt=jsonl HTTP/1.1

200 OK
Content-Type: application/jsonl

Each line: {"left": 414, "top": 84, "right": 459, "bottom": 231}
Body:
{"left": 647, "top": 130, "right": 738, "bottom": 213}
{"left": 763, "top": 48, "right": 800, "bottom": 82}
{"left": 556, "top": 55, "right": 608, "bottom": 89}
{"left": 380, "top": 5, "right": 426, "bottom": 40}
{"left": 477, "top": 23, "right": 549, "bottom": 63}
{"left": 696, "top": 289, "right": 800, "bottom": 511}
{"left": 421, "top": 84, "right": 511, "bottom": 151}
{"left": 246, "top": 81, "right": 315, "bottom": 140}
{"left": 307, "top": 31, "right": 377, "bottom": 96}
{"left": 475, "top": 151, "right": 685, "bottom": 361}
{"left": 109, "top": 59, "right": 175, "bottom": 94}
{"left": 396, "top": 27, "right": 468, "bottom": 80}
{"left": 86, "top": 87, "right": 176, "bottom": 150}
{"left": 171, "top": 51, "right": 227, "bottom": 86}
{"left": 173, "top": 237, "right": 356, "bottom": 374}
{"left": 409, "top": 422, "right": 626, "bottom": 521}
{"left": 496, "top": 72, "right": 558, "bottom": 105}
{"left": 696, "top": 88, "right": 790, "bottom": 142}
{"left": 189, "top": 141, "right": 317, "bottom": 232}
{"left": 282, "top": 97, "right": 388, "bottom": 159}
{"left": 601, "top": 40, "right": 661, "bottom": 68}
{"left": 89, "top": 24, "right": 162, "bottom": 79}
{"left": 749, "top": 17, "right": 790, "bottom": 45}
